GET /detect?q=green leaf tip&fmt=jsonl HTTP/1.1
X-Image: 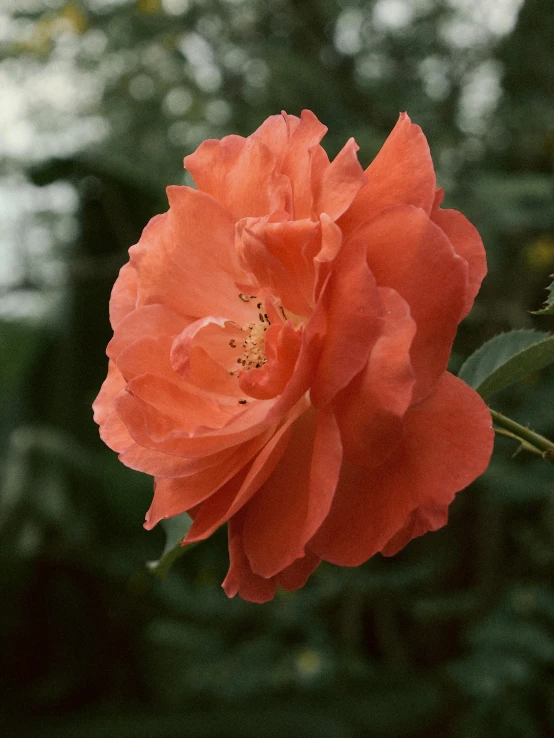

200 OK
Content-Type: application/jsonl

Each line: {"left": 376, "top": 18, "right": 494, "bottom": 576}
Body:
{"left": 458, "top": 329, "right": 554, "bottom": 399}
{"left": 147, "top": 511, "right": 193, "bottom": 578}
{"left": 532, "top": 275, "right": 554, "bottom": 315}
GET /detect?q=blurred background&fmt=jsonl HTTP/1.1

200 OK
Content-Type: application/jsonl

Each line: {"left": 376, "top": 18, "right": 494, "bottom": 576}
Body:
{"left": 1, "top": 0, "right": 554, "bottom": 735}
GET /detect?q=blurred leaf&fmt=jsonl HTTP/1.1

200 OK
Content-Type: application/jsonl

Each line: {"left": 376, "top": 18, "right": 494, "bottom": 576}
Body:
{"left": 458, "top": 330, "right": 554, "bottom": 398}
{"left": 483, "top": 457, "right": 553, "bottom": 506}
{"left": 469, "top": 616, "right": 554, "bottom": 664}
{"left": 5, "top": 706, "right": 354, "bottom": 738}
{"left": 147, "top": 512, "right": 193, "bottom": 578}
{"left": 448, "top": 652, "right": 532, "bottom": 697}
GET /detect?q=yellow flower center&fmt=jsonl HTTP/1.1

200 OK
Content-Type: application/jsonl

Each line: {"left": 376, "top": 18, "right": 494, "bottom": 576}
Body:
{"left": 229, "top": 293, "right": 271, "bottom": 373}
{"left": 241, "top": 321, "right": 268, "bottom": 369}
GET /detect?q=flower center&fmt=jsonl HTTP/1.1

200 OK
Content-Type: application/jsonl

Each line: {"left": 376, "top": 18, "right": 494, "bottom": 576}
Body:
{"left": 229, "top": 293, "right": 271, "bottom": 373}
{"left": 240, "top": 321, "right": 268, "bottom": 369}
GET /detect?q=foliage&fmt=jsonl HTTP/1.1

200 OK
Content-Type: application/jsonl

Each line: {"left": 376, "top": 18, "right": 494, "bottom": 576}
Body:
{"left": 532, "top": 275, "right": 554, "bottom": 315}
{"left": 458, "top": 330, "right": 554, "bottom": 399}
{"left": 148, "top": 512, "right": 194, "bottom": 578}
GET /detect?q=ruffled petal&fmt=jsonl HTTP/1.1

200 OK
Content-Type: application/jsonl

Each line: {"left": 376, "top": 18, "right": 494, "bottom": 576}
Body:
{"left": 352, "top": 204, "right": 468, "bottom": 401}
{"left": 115, "top": 375, "right": 255, "bottom": 472}
{"left": 130, "top": 186, "right": 248, "bottom": 321}
{"left": 222, "top": 521, "right": 321, "bottom": 602}
{"left": 313, "top": 215, "right": 342, "bottom": 303}
{"left": 308, "top": 372, "right": 494, "bottom": 566}
{"left": 431, "top": 197, "right": 487, "bottom": 319}
{"left": 339, "top": 112, "right": 436, "bottom": 234}
{"left": 92, "top": 360, "right": 133, "bottom": 452}
{"left": 115, "top": 335, "right": 176, "bottom": 384}
{"left": 107, "top": 304, "right": 187, "bottom": 363}
{"left": 170, "top": 317, "right": 243, "bottom": 380}
{"left": 310, "top": 233, "right": 383, "bottom": 408}
{"left": 242, "top": 406, "right": 342, "bottom": 577}
{"left": 222, "top": 514, "right": 276, "bottom": 603}
{"left": 313, "top": 137, "right": 367, "bottom": 221}
{"left": 116, "top": 386, "right": 275, "bottom": 459}
{"left": 252, "top": 111, "right": 301, "bottom": 166}
{"left": 184, "top": 135, "right": 291, "bottom": 220}
{"left": 380, "top": 503, "right": 449, "bottom": 557}
{"left": 185, "top": 399, "right": 309, "bottom": 542}
{"left": 273, "top": 551, "right": 320, "bottom": 591}
{"left": 236, "top": 218, "right": 320, "bottom": 316}
{"left": 279, "top": 109, "right": 328, "bottom": 219}
{"left": 109, "top": 262, "right": 138, "bottom": 329}
{"left": 335, "top": 287, "right": 416, "bottom": 467}
{"left": 119, "top": 442, "right": 237, "bottom": 479}
{"left": 144, "top": 430, "right": 272, "bottom": 529}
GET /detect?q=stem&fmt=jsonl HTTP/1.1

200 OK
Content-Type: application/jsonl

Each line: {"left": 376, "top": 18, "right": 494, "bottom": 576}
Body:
{"left": 489, "top": 408, "right": 554, "bottom": 462}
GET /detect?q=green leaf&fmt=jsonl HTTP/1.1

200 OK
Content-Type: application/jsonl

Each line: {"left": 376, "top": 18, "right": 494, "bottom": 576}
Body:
{"left": 147, "top": 512, "right": 193, "bottom": 578}
{"left": 532, "top": 275, "right": 554, "bottom": 315}
{"left": 458, "top": 330, "right": 554, "bottom": 398}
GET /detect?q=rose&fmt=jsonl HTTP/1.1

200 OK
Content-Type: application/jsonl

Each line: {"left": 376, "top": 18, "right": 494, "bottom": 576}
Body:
{"left": 93, "top": 110, "right": 494, "bottom": 603}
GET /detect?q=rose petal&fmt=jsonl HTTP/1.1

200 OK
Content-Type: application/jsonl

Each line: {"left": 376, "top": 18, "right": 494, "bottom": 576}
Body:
{"left": 92, "top": 360, "right": 133, "bottom": 452}
{"left": 313, "top": 215, "right": 342, "bottom": 303}
{"left": 116, "top": 386, "right": 275, "bottom": 459}
{"left": 313, "top": 137, "right": 367, "bottom": 221}
{"left": 310, "top": 233, "right": 382, "bottom": 407}
{"left": 107, "top": 304, "right": 187, "bottom": 362}
{"left": 185, "top": 399, "right": 309, "bottom": 542}
{"left": 222, "top": 514, "right": 276, "bottom": 603}
{"left": 144, "top": 429, "right": 273, "bottom": 529}
{"left": 308, "top": 372, "right": 494, "bottom": 566}
{"left": 170, "top": 317, "right": 243, "bottom": 381}
{"left": 116, "top": 335, "right": 176, "bottom": 384}
{"left": 253, "top": 111, "right": 301, "bottom": 166}
{"left": 279, "top": 109, "right": 328, "bottom": 219}
{"left": 432, "top": 202, "right": 487, "bottom": 319}
{"left": 380, "top": 503, "right": 449, "bottom": 557}
{"left": 334, "top": 286, "right": 416, "bottom": 467}
{"left": 130, "top": 186, "right": 248, "bottom": 321}
{"left": 274, "top": 551, "right": 320, "bottom": 591}
{"left": 119, "top": 442, "right": 238, "bottom": 479}
{"left": 242, "top": 406, "right": 342, "bottom": 577}
{"left": 339, "top": 112, "right": 436, "bottom": 234}
{"left": 351, "top": 204, "right": 468, "bottom": 401}
{"left": 184, "top": 135, "right": 291, "bottom": 220}
{"left": 109, "top": 262, "right": 138, "bottom": 329}
{"left": 237, "top": 218, "right": 320, "bottom": 316}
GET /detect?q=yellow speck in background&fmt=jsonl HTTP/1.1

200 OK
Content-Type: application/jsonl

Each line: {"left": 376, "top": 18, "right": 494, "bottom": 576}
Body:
{"left": 526, "top": 236, "right": 554, "bottom": 271}
{"left": 137, "top": 0, "right": 163, "bottom": 14}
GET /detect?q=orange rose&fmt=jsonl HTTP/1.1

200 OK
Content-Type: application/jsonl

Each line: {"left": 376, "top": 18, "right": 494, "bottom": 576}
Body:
{"left": 94, "top": 111, "right": 493, "bottom": 603}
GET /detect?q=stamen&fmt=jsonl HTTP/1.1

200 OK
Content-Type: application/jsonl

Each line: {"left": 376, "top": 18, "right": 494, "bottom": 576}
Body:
{"left": 239, "top": 321, "right": 267, "bottom": 370}
{"left": 230, "top": 293, "right": 269, "bottom": 373}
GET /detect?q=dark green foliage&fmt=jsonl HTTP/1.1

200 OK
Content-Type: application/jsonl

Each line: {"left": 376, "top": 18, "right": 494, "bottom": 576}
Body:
{"left": 532, "top": 275, "right": 554, "bottom": 315}
{"left": 2, "top": 1, "right": 554, "bottom": 737}
{"left": 148, "top": 512, "right": 194, "bottom": 577}
{"left": 458, "top": 330, "right": 554, "bottom": 398}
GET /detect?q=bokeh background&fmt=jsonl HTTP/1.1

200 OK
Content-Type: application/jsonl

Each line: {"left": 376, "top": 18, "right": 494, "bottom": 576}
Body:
{"left": 1, "top": 0, "right": 554, "bottom": 735}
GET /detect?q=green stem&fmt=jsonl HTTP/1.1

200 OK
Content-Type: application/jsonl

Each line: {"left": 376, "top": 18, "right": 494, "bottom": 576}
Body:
{"left": 489, "top": 408, "right": 554, "bottom": 463}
